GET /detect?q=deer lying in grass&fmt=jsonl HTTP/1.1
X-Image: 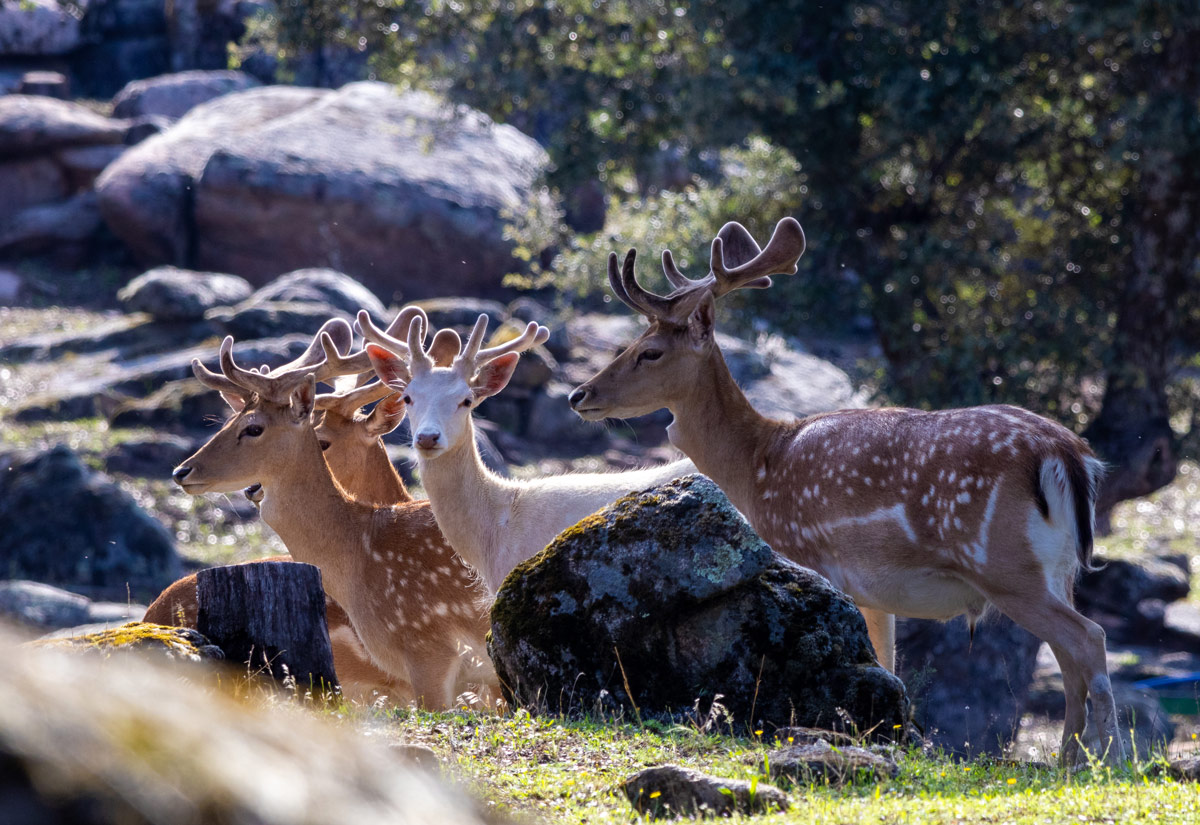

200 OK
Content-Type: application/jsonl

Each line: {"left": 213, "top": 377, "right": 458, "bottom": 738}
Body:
{"left": 568, "top": 218, "right": 1121, "bottom": 764}
{"left": 146, "top": 343, "right": 415, "bottom": 703}
{"left": 362, "top": 309, "right": 697, "bottom": 594}
{"left": 170, "top": 327, "right": 496, "bottom": 710}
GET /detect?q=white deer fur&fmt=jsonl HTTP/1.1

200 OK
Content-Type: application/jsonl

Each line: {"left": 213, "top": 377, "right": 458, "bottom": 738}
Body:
{"left": 364, "top": 311, "right": 695, "bottom": 594}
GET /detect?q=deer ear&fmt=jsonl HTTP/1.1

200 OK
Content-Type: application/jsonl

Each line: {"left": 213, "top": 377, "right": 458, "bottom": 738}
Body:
{"left": 687, "top": 292, "right": 716, "bottom": 345}
{"left": 220, "top": 391, "right": 246, "bottom": 412}
{"left": 471, "top": 353, "right": 520, "bottom": 401}
{"left": 289, "top": 374, "right": 317, "bottom": 421}
{"left": 367, "top": 344, "right": 410, "bottom": 390}
{"left": 364, "top": 393, "right": 407, "bottom": 437}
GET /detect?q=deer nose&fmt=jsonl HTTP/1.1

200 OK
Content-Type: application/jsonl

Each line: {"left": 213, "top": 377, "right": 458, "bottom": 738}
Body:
{"left": 568, "top": 387, "right": 589, "bottom": 409}
{"left": 171, "top": 466, "right": 192, "bottom": 485}
{"left": 415, "top": 432, "right": 441, "bottom": 450}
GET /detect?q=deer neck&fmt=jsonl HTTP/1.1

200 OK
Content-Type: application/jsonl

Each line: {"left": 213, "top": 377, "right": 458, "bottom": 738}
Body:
{"left": 416, "top": 420, "right": 512, "bottom": 592}
{"left": 665, "top": 346, "right": 777, "bottom": 515}
{"left": 258, "top": 433, "right": 365, "bottom": 602}
{"left": 353, "top": 438, "right": 412, "bottom": 506}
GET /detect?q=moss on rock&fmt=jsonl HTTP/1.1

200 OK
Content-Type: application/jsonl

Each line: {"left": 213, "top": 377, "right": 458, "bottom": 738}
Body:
{"left": 32, "top": 622, "right": 224, "bottom": 664}
{"left": 488, "top": 475, "right": 909, "bottom": 734}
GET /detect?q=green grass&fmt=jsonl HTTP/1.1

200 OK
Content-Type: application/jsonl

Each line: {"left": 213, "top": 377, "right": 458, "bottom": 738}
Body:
{"left": 356, "top": 707, "right": 1200, "bottom": 823}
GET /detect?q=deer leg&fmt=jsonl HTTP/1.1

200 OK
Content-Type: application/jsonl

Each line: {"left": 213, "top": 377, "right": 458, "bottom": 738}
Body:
{"left": 1048, "top": 643, "right": 1090, "bottom": 766}
{"left": 986, "top": 592, "right": 1123, "bottom": 766}
{"left": 408, "top": 654, "right": 461, "bottom": 711}
{"left": 860, "top": 607, "right": 896, "bottom": 673}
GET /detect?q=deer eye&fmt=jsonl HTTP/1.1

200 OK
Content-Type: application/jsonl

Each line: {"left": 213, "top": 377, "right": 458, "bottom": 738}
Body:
{"left": 460, "top": 397, "right": 473, "bottom": 408}
{"left": 403, "top": 395, "right": 412, "bottom": 405}
{"left": 318, "top": 439, "right": 331, "bottom": 451}
{"left": 637, "top": 349, "right": 663, "bottom": 364}
{"left": 241, "top": 424, "right": 264, "bottom": 438}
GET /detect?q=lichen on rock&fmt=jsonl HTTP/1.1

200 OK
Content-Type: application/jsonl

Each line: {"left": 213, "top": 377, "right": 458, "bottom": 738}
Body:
{"left": 488, "top": 474, "right": 909, "bottom": 734}
{"left": 32, "top": 621, "right": 224, "bottom": 664}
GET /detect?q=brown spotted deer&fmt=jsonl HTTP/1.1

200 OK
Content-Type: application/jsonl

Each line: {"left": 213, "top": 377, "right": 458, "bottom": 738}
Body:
{"left": 170, "top": 329, "right": 496, "bottom": 710}
{"left": 362, "top": 309, "right": 697, "bottom": 595}
{"left": 146, "top": 327, "right": 415, "bottom": 703}
{"left": 568, "top": 218, "right": 1121, "bottom": 763}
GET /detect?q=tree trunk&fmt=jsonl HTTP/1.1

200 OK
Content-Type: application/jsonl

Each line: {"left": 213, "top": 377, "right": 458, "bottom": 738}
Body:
{"left": 197, "top": 561, "right": 338, "bottom": 695}
{"left": 1083, "top": 25, "right": 1200, "bottom": 527}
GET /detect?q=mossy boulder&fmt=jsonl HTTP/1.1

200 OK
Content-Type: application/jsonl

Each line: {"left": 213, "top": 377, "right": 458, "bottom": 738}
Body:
{"left": 488, "top": 475, "right": 909, "bottom": 734}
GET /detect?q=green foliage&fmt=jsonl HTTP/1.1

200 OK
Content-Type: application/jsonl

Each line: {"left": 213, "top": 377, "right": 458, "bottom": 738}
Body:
{"left": 259, "top": 0, "right": 1199, "bottom": 448}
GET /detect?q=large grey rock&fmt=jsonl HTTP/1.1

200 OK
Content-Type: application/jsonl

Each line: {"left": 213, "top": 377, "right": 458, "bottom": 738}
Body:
{"left": 897, "top": 615, "right": 1042, "bottom": 757}
{"left": 111, "top": 70, "right": 260, "bottom": 120}
{"left": 0, "top": 580, "right": 90, "bottom": 630}
{"left": 96, "top": 85, "right": 326, "bottom": 265}
{"left": 245, "top": 268, "right": 387, "bottom": 321}
{"left": 1076, "top": 555, "right": 1190, "bottom": 615}
{"left": 0, "top": 445, "right": 180, "bottom": 600}
{"left": 413, "top": 297, "right": 509, "bottom": 330}
{"left": 12, "top": 335, "right": 310, "bottom": 422}
{"left": 204, "top": 268, "right": 388, "bottom": 339}
{"left": 488, "top": 474, "right": 909, "bottom": 733}
{"left": 16, "top": 70, "right": 70, "bottom": 98}
{"left": 0, "top": 156, "right": 68, "bottom": 223}
{"left": 0, "top": 95, "right": 128, "bottom": 157}
{"left": 117, "top": 266, "right": 252, "bottom": 321}
{"left": 0, "top": 0, "right": 82, "bottom": 56}
{"left": 0, "top": 191, "right": 104, "bottom": 256}
{"left": 97, "top": 83, "right": 550, "bottom": 298}
{"left": 103, "top": 434, "right": 195, "bottom": 477}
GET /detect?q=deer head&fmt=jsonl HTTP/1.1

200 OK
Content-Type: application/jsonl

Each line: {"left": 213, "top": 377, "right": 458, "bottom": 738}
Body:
{"left": 364, "top": 310, "right": 549, "bottom": 460}
{"left": 172, "top": 319, "right": 362, "bottom": 494}
{"left": 569, "top": 218, "right": 805, "bottom": 420}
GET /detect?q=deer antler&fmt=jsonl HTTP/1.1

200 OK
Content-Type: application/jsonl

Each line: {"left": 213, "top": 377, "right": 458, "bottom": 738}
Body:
{"left": 452, "top": 315, "right": 549, "bottom": 378}
{"left": 607, "top": 249, "right": 677, "bottom": 319}
{"left": 314, "top": 379, "right": 396, "bottom": 418}
{"left": 707, "top": 217, "right": 805, "bottom": 298}
{"left": 609, "top": 218, "right": 807, "bottom": 321}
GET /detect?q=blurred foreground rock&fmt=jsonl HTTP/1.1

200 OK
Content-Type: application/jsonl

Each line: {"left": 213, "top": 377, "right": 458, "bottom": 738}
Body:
{"left": 488, "top": 474, "right": 909, "bottom": 733}
{"left": 97, "top": 82, "right": 549, "bottom": 299}
{"left": 0, "top": 444, "right": 180, "bottom": 600}
{"left": 0, "top": 624, "right": 506, "bottom": 824}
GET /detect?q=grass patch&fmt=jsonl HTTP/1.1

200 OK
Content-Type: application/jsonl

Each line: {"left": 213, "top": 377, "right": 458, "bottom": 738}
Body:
{"left": 356, "top": 707, "right": 1200, "bottom": 823}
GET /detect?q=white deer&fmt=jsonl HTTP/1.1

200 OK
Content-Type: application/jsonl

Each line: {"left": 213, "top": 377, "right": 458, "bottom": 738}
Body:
{"left": 171, "top": 323, "right": 496, "bottom": 710}
{"left": 362, "top": 309, "right": 696, "bottom": 594}
{"left": 567, "top": 217, "right": 1121, "bottom": 764}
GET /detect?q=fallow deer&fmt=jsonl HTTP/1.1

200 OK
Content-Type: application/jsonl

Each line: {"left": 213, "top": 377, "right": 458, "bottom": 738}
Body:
{"left": 146, "top": 327, "right": 415, "bottom": 704}
{"left": 362, "top": 309, "right": 697, "bottom": 594}
{"left": 568, "top": 218, "right": 1121, "bottom": 764}
{"left": 170, "top": 331, "right": 496, "bottom": 710}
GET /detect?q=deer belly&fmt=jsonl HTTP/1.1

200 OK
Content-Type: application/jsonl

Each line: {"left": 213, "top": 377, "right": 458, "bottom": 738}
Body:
{"left": 819, "top": 562, "right": 987, "bottom": 621}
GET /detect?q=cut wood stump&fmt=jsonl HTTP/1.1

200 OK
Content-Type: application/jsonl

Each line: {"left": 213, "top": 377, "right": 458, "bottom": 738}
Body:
{"left": 196, "top": 561, "right": 338, "bottom": 694}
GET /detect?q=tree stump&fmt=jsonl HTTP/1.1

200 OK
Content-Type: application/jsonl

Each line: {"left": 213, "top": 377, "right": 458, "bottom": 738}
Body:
{"left": 196, "top": 561, "right": 338, "bottom": 694}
